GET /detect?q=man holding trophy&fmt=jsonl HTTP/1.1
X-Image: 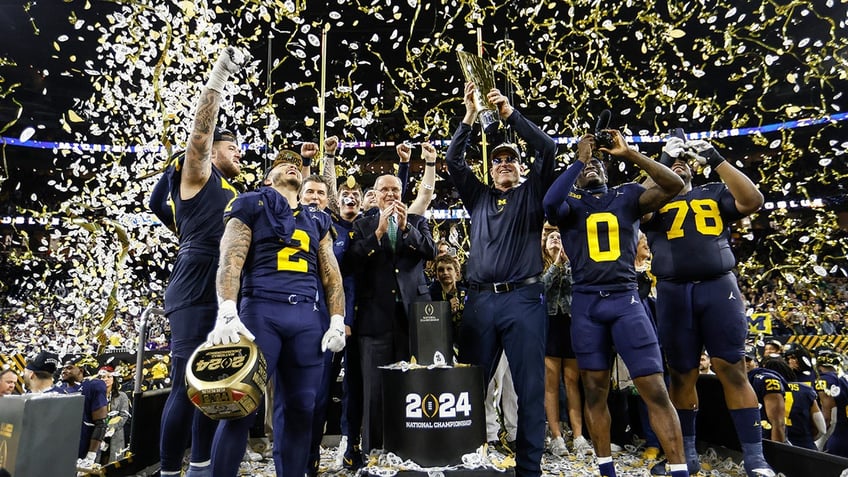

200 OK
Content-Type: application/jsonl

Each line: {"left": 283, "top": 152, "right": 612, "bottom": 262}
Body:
{"left": 446, "top": 52, "right": 557, "bottom": 477}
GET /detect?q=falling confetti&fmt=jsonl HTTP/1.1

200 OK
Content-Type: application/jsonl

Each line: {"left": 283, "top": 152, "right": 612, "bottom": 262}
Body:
{"left": 0, "top": 0, "right": 846, "bottom": 354}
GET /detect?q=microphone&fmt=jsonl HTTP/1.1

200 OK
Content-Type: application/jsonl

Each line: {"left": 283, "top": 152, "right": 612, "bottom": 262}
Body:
{"left": 595, "top": 109, "right": 611, "bottom": 133}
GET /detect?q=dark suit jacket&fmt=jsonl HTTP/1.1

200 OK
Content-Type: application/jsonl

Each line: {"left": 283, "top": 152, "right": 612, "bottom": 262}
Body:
{"left": 349, "top": 213, "right": 436, "bottom": 336}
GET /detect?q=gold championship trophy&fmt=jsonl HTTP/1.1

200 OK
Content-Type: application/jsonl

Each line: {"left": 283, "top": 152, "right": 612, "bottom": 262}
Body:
{"left": 186, "top": 335, "right": 267, "bottom": 419}
{"left": 456, "top": 51, "right": 499, "bottom": 132}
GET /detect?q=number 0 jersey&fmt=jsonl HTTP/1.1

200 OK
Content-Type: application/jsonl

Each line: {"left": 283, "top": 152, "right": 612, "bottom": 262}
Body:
{"left": 225, "top": 191, "right": 331, "bottom": 302}
{"left": 556, "top": 183, "right": 644, "bottom": 292}
{"left": 642, "top": 183, "right": 745, "bottom": 282}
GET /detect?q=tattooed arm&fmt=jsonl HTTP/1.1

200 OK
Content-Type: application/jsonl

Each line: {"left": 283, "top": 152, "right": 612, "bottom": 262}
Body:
{"left": 317, "top": 231, "right": 345, "bottom": 317}
{"left": 181, "top": 87, "right": 220, "bottom": 199}
{"left": 182, "top": 47, "right": 246, "bottom": 199}
{"left": 323, "top": 135, "right": 340, "bottom": 216}
{"left": 216, "top": 217, "right": 252, "bottom": 302}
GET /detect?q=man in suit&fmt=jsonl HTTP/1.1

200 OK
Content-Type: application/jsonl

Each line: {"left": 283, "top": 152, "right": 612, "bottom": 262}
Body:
{"left": 348, "top": 174, "right": 436, "bottom": 455}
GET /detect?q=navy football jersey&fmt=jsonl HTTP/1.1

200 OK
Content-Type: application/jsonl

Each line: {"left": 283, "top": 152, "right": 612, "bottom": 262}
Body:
{"left": 821, "top": 372, "right": 848, "bottom": 428}
{"left": 555, "top": 183, "right": 644, "bottom": 292}
{"left": 226, "top": 193, "right": 331, "bottom": 302}
{"left": 748, "top": 367, "right": 788, "bottom": 438}
{"left": 162, "top": 156, "right": 239, "bottom": 314}
{"left": 785, "top": 381, "right": 818, "bottom": 448}
{"left": 643, "top": 183, "right": 745, "bottom": 281}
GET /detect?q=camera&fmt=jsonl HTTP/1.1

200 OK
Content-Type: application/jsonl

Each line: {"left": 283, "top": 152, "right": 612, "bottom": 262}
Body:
{"left": 594, "top": 130, "right": 614, "bottom": 149}
{"left": 593, "top": 109, "right": 614, "bottom": 149}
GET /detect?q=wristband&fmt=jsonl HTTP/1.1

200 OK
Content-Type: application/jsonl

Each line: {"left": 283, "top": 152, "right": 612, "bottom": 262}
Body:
{"left": 422, "top": 183, "right": 434, "bottom": 190}
{"left": 425, "top": 161, "right": 436, "bottom": 166}
{"left": 302, "top": 157, "right": 312, "bottom": 167}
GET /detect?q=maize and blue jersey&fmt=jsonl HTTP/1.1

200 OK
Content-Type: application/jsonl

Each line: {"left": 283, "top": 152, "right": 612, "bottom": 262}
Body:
{"left": 748, "top": 367, "right": 788, "bottom": 439}
{"left": 642, "top": 183, "right": 744, "bottom": 282}
{"left": 225, "top": 191, "right": 330, "bottom": 301}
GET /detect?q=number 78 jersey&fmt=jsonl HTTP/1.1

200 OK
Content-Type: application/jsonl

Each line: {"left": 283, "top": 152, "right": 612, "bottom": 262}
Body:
{"left": 642, "top": 183, "right": 745, "bottom": 282}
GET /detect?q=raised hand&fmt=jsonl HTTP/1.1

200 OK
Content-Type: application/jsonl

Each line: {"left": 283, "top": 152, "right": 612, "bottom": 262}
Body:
{"left": 301, "top": 142, "right": 319, "bottom": 160}
{"left": 206, "top": 46, "right": 250, "bottom": 93}
{"left": 421, "top": 142, "right": 436, "bottom": 163}
{"left": 486, "top": 88, "right": 514, "bottom": 119}
{"left": 396, "top": 143, "right": 412, "bottom": 163}
{"left": 660, "top": 137, "right": 686, "bottom": 167}
{"left": 685, "top": 139, "right": 726, "bottom": 168}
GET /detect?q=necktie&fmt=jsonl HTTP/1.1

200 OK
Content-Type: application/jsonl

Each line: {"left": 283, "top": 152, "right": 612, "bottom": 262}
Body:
{"left": 387, "top": 215, "right": 398, "bottom": 250}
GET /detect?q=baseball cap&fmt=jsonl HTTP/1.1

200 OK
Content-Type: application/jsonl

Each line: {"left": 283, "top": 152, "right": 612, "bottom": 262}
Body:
{"left": 490, "top": 143, "right": 521, "bottom": 160}
{"left": 267, "top": 149, "right": 303, "bottom": 174}
{"left": 26, "top": 351, "right": 60, "bottom": 374}
{"left": 213, "top": 127, "right": 238, "bottom": 143}
{"left": 61, "top": 354, "right": 99, "bottom": 376}
{"left": 744, "top": 346, "right": 758, "bottom": 361}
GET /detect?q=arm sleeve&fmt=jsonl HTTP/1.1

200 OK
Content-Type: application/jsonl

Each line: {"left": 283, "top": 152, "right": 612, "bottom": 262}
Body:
{"left": 397, "top": 161, "right": 410, "bottom": 199}
{"left": 543, "top": 160, "right": 584, "bottom": 225}
{"left": 445, "top": 122, "right": 485, "bottom": 208}
{"left": 505, "top": 109, "right": 557, "bottom": 188}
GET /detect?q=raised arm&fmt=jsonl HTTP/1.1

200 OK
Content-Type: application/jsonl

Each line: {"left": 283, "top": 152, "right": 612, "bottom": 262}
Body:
{"left": 408, "top": 142, "right": 438, "bottom": 215}
{"left": 300, "top": 141, "right": 319, "bottom": 178}
{"left": 543, "top": 135, "right": 593, "bottom": 224}
{"left": 182, "top": 47, "right": 246, "bottom": 198}
{"left": 600, "top": 130, "right": 683, "bottom": 215}
{"left": 322, "top": 135, "right": 340, "bottom": 215}
{"left": 487, "top": 88, "right": 556, "bottom": 183}
{"left": 686, "top": 139, "right": 764, "bottom": 215}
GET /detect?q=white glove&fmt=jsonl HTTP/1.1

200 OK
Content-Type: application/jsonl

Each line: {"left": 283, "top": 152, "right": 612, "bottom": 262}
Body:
{"left": 663, "top": 137, "right": 686, "bottom": 158}
{"left": 205, "top": 46, "right": 250, "bottom": 93}
{"left": 207, "top": 300, "right": 255, "bottom": 345}
{"left": 684, "top": 138, "right": 726, "bottom": 167}
{"left": 659, "top": 136, "right": 686, "bottom": 166}
{"left": 321, "top": 314, "right": 346, "bottom": 353}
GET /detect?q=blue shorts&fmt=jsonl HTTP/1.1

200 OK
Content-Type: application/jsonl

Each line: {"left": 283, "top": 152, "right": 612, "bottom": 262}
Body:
{"left": 546, "top": 313, "right": 575, "bottom": 359}
{"left": 655, "top": 273, "right": 747, "bottom": 372}
{"left": 570, "top": 289, "right": 663, "bottom": 378}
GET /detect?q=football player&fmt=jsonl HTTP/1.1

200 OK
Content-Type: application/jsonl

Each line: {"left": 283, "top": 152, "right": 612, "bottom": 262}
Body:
{"left": 641, "top": 133, "right": 774, "bottom": 477}
{"left": 543, "top": 130, "right": 687, "bottom": 477}
{"left": 207, "top": 150, "right": 346, "bottom": 477}
{"left": 149, "top": 46, "right": 247, "bottom": 477}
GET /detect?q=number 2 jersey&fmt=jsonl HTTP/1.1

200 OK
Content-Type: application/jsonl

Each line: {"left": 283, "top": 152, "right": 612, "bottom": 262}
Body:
{"left": 225, "top": 188, "right": 331, "bottom": 302}
{"left": 642, "top": 183, "right": 745, "bottom": 282}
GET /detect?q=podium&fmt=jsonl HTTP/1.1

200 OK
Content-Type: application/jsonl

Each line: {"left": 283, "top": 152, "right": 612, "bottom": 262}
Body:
{"left": 381, "top": 366, "right": 486, "bottom": 467}
{"left": 408, "top": 301, "right": 453, "bottom": 365}
{"left": 0, "top": 394, "right": 83, "bottom": 475}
